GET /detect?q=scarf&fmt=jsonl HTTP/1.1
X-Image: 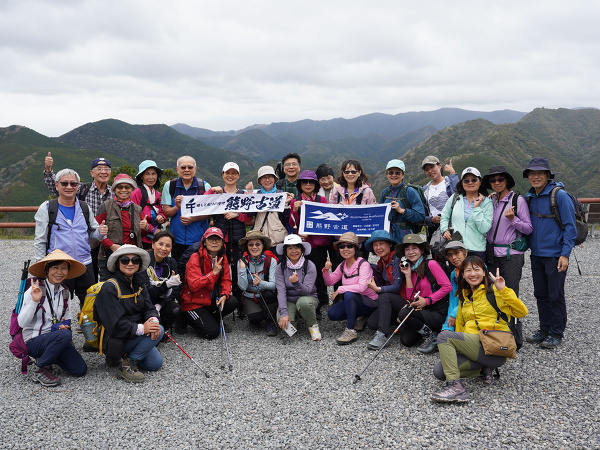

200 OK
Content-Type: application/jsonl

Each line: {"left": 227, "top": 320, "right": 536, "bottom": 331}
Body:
{"left": 115, "top": 199, "right": 133, "bottom": 208}
{"left": 260, "top": 187, "right": 278, "bottom": 194}
{"left": 286, "top": 256, "right": 305, "bottom": 271}
{"left": 410, "top": 256, "right": 425, "bottom": 271}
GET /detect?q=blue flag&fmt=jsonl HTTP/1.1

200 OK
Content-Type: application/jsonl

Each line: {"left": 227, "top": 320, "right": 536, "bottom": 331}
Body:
{"left": 299, "top": 202, "right": 391, "bottom": 237}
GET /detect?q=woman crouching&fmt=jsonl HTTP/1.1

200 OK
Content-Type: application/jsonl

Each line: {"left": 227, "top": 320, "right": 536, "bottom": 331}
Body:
{"left": 95, "top": 245, "right": 164, "bottom": 383}
{"left": 430, "top": 256, "right": 528, "bottom": 403}
{"left": 18, "top": 250, "right": 88, "bottom": 386}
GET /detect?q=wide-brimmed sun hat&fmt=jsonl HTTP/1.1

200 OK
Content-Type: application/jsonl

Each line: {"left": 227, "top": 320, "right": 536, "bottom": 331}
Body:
{"left": 107, "top": 244, "right": 150, "bottom": 273}
{"left": 136, "top": 160, "right": 163, "bottom": 185}
{"left": 239, "top": 230, "right": 272, "bottom": 253}
{"left": 522, "top": 157, "right": 555, "bottom": 179}
{"left": 364, "top": 230, "right": 397, "bottom": 253}
{"left": 395, "top": 233, "right": 431, "bottom": 257}
{"left": 482, "top": 165, "right": 516, "bottom": 190}
{"left": 276, "top": 234, "right": 311, "bottom": 256}
{"left": 333, "top": 231, "right": 359, "bottom": 250}
{"left": 29, "top": 249, "right": 87, "bottom": 279}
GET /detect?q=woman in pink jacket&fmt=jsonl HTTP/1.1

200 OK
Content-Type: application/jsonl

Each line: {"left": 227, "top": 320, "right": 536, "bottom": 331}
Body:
{"left": 324, "top": 232, "right": 378, "bottom": 345}
{"left": 131, "top": 160, "right": 166, "bottom": 249}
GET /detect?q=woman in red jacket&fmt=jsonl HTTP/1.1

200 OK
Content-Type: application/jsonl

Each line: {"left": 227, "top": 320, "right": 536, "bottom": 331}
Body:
{"left": 180, "top": 227, "right": 239, "bottom": 339}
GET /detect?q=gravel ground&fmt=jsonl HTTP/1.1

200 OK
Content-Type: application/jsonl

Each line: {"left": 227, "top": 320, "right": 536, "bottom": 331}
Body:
{"left": 1, "top": 239, "right": 599, "bottom": 449}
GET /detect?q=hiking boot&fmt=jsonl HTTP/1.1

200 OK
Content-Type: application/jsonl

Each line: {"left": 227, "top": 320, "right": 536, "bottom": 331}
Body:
{"left": 117, "top": 358, "right": 145, "bottom": 383}
{"left": 430, "top": 380, "right": 469, "bottom": 403}
{"left": 31, "top": 366, "right": 61, "bottom": 387}
{"left": 526, "top": 330, "right": 548, "bottom": 344}
{"left": 480, "top": 367, "right": 494, "bottom": 386}
{"left": 266, "top": 322, "right": 279, "bottom": 337}
{"left": 105, "top": 356, "right": 120, "bottom": 368}
{"left": 336, "top": 328, "right": 358, "bottom": 345}
{"left": 354, "top": 316, "right": 368, "bottom": 332}
{"left": 308, "top": 324, "right": 322, "bottom": 341}
{"left": 367, "top": 331, "right": 388, "bottom": 351}
{"left": 417, "top": 331, "right": 438, "bottom": 354}
{"left": 540, "top": 335, "right": 562, "bottom": 349}
{"left": 82, "top": 341, "right": 98, "bottom": 352}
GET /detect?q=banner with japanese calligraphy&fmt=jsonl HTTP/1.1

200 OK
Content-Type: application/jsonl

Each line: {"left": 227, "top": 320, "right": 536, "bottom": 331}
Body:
{"left": 298, "top": 201, "right": 391, "bottom": 237}
{"left": 181, "top": 193, "right": 286, "bottom": 217}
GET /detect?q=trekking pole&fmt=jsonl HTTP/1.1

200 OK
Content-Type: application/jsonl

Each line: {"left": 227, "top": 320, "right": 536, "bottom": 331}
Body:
{"left": 244, "top": 266, "right": 280, "bottom": 329}
{"left": 352, "top": 306, "right": 416, "bottom": 384}
{"left": 572, "top": 247, "right": 582, "bottom": 275}
{"left": 218, "top": 306, "right": 233, "bottom": 371}
{"left": 164, "top": 332, "right": 210, "bottom": 378}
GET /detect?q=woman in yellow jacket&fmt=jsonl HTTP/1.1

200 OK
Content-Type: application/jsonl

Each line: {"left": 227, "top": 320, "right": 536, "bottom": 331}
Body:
{"left": 430, "top": 255, "right": 528, "bottom": 403}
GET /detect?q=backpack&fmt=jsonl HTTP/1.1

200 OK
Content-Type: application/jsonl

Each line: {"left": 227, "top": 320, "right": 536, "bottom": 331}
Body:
{"left": 168, "top": 177, "right": 207, "bottom": 198}
{"left": 253, "top": 211, "right": 288, "bottom": 246}
{"left": 392, "top": 184, "right": 430, "bottom": 234}
{"left": 46, "top": 198, "right": 93, "bottom": 253}
{"left": 9, "top": 276, "right": 68, "bottom": 374}
{"left": 484, "top": 290, "right": 523, "bottom": 350}
{"left": 77, "top": 182, "right": 93, "bottom": 202}
{"left": 339, "top": 258, "right": 368, "bottom": 280}
{"left": 337, "top": 191, "right": 364, "bottom": 205}
{"left": 241, "top": 251, "right": 278, "bottom": 282}
{"left": 79, "top": 278, "right": 140, "bottom": 355}
{"left": 528, "top": 186, "right": 588, "bottom": 246}
{"left": 419, "top": 261, "right": 450, "bottom": 314}
{"left": 139, "top": 187, "right": 162, "bottom": 210}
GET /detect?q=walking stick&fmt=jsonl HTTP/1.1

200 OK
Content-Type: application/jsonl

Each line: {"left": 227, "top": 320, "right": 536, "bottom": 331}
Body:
{"left": 164, "top": 332, "right": 209, "bottom": 378}
{"left": 218, "top": 306, "right": 233, "bottom": 371}
{"left": 352, "top": 306, "right": 416, "bottom": 384}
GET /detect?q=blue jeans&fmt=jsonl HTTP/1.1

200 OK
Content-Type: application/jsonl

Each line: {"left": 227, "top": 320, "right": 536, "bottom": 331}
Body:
{"left": 26, "top": 329, "right": 87, "bottom": 376}
{"left": 328, "top": 292, "right": 378, "bottom": 329}
{"left": 530, "top": 255, "right": 568, "bottom": 338}
{"left": 123, "top": 326, "right": 164, "bottom": 370}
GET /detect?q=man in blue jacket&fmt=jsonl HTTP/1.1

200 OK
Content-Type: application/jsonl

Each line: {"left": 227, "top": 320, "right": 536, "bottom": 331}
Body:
{"left": 524, "top": 158, "right": 576, "bottom": 349}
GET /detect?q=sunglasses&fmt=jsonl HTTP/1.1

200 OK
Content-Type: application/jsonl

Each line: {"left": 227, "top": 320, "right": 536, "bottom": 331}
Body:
{"left": 119, "top": 256, "right": 142, "bottom": 265}
{"left": 179, "top": 165, "right": 195, "bottom": 170}
{"left": 344, "top": 170, "right": 359, "bottom": 175}
{"left": 462, "top": 178, "right": 479, "bottom": 184}
{"left": 338, "top": 243, "right": 355, "bottom": 249}
{"left": 58, "top": 181, "right": 80, "bottom": 187}
{"left": 301, "top": 180, "right": 316, "bottom": 184}
{"left": 247, "top": 242, "right": 262, "bottom": 247}
{"left": 489, "top": 177, "right": 506, "bottom": 184}
{"left": 387, "top": 171, "right": 403, "bottom": 176}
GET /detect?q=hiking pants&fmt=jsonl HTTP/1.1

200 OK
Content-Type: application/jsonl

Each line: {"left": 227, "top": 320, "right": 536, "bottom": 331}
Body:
{"left": 530, "top": 255, "right": 568, "bottom": 338}
{"left": 26, "top": 329, "right": 87, "bottom": 376}
{"left": 243, "top": 290, "right": 278, "bottom": 325}
{"left": 436, "top": 330, "right": 506, "bottom": 381}
{"left": 184, "top": 296, "right": 240, "bottom": 340}
{"left": 489, "top": 253, "right": 525, "bottom": 296}
{"left": 277, "top": 296, "right": 318, "bottom": 327}
{"left": 123, "top": 325, "right": 165, "bottom": 371}
{"left": 327, "top": 292, "right": 378, "bottom": 330}
{"left": 367, "top": 292, "right": 406, "bottom": 336}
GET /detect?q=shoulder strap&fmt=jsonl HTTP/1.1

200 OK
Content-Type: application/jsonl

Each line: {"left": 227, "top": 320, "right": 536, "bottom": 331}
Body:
{"left": 422, "top": 261, "right": 439, "bottom": 291}
{"left": 511, "top": 192, "right": 519, "bottom": 217}
{"left": 484, "top": 290, "right": 515, "bottom": 331}
{"left": 77, "top": 182, "right": 92, "bottom": 201}
{"left": 46, "top": 199, "right": 59, "bottom": 253}
{"left": 78, "top": 200, "right": 92, "bottom": 234}
{"left": 169, "top": 178, "right": 177, "bottom": 198}
{"left": 549, "top": 186, "right": 564, "bottom": 229}
{"left": 447, "top": 194, "right": 459, "bottom": 231}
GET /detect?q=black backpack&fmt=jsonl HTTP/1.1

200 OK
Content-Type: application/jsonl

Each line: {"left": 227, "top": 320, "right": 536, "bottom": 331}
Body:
{"left": 168, "top": 177, "right": 207, "bottom": 198}
{"left": 528, "top": 186, "right": 588, "bottom": 246}
{"left": 77, "top": 182, "right": 93, "bottom": 201}
{"left": 46, "top": 199, "right": 93, "bottom": 253}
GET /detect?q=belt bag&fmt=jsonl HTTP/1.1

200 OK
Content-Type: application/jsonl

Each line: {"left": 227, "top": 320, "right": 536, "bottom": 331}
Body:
{"left": 479, "top": 329, "right": 517, "bottom": 359}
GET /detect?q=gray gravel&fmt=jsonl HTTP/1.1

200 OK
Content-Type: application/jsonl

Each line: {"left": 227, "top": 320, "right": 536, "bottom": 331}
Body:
{"left": 1, "top": 239, "right": 599, "bottom": 449}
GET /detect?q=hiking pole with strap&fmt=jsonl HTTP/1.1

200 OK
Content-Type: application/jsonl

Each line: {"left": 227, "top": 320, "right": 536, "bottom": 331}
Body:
{"left": 218, "top": 306, "right": 233, "bottom": 371}
{"left": 353, "top": 291, "right": 420, "bottom": 385}
{"left": 244, "top": 265, "right": 280, "bottom": 329}
{"left": 164, "top": 332, "right": 209, "bottom": 378}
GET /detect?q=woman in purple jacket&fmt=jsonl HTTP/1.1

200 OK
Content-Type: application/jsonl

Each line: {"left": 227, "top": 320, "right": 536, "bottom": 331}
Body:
{"left": 483, "top": 166, "right": 532, "bottom": 295}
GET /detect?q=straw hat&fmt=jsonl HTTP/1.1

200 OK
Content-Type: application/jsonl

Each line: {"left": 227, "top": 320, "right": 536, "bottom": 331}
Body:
{"left": 333, "top": 231, "right": 359, "bottom": 249}
{"left": 29, "top": 249, "right": 87, "bottom": 279}
{"left": 107, "top": 244, "right": 150, "bottom": 273}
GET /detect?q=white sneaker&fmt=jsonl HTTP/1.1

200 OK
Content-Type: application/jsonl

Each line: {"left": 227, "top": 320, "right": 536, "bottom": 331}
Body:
{"left": 308, "top": 324, "right": 322, "bottom": 341}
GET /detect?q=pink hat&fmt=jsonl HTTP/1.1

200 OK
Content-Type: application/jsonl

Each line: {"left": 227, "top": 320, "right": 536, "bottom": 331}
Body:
{"left": 112, "top": 173, "right": 137, "bottom": 189}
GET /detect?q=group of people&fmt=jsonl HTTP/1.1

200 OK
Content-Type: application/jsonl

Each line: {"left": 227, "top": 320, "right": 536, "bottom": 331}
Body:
{"left": 18, "top": 151, "right": 576, "bottom": 403}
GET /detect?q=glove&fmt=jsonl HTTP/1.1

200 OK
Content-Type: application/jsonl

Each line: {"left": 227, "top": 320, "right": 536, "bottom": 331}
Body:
{"left": 166, "top": 274, "right": 181, "bottom": 288}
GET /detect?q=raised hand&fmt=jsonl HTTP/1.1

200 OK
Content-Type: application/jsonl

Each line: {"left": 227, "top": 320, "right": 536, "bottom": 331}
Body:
{"left": 98, "top": 220, "right": 108, "bottom": 236}
{"left": 324, "top": 257, "right": 332, "bottom": 271}
{"left": 30, "top": 279, "right": 43, "bottom": 303}
{"left": 488, "top": 268, "right": 506, "bottom": 291}
{"left": 289, "top": 271, "right": 299, "bottom": 284}
{"left": 213, "top": 257, "right": 224, "bottom": 275}
{"left": 44, "top": 152, "right": 53, "bottom": 172}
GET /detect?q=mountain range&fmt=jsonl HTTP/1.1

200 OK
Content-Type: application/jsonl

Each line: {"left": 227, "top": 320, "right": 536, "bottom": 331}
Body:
{"left": 1, "top": 107, "right": 598, "bottom": 226}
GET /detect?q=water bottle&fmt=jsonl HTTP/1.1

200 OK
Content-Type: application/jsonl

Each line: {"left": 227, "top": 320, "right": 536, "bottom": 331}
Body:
{"left": 80, "top": 315, "right": 95, "bottom": 341}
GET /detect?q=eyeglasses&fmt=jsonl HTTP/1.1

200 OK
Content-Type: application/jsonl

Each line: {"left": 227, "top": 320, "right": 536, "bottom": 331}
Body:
{"left": 58, "top": 181, "right": 80, "bottom": 187}
{"left": 119, "top": 256, "right": 142, "bottom": 265}
{"left": 387, "top": 171, "right": 403, "bottom": 176}
{"left": 462, "top": 178, "right": 479, "bottom": 184}
{"left": 179, "top": 165, "right": 195, "bottom": 170}
{"left": 343, "top": 170, "right": 359, "bottom": 175}
{"left": 489, "top": 177, "right": 506, "bottom": 184}
{"left": 338, "top": 243, "right": 355, "bottom": 249}
{"left": 247, "top": 242, "right": 262, "bottom": 247}
{"left": 284, "top": 162, "right": 299, "bottom": 168}
{"left": 94, "top": 167, "right": 111, "bottom": 172}
{"left": 301, "top": 180, "right": 315, "bottom": 184}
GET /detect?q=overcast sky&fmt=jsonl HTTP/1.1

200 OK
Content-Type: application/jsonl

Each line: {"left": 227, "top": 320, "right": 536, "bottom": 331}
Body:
{"left": 1, "top": 0, "right": 599, "bottom": 136}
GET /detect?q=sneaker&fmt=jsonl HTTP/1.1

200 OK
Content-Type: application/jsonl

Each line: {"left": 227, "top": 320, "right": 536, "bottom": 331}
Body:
{"left": 526, "top": 330, "right": 548, "bottom": 344}
{"left": 417, "top": 331, "right": 438, "bottom": 354}
{"left": 430, "top": 380, "right": 469, "bottom": 403}
{"left": 308, "top": 324, "right": 322, "bottom": 341}
{"left": 117, "top": 358, "right": 145, "bottom": 383}
{"left": 336, "top": 328, "right": 358, "bottom": 345}
{"left": 540, "top": 335, "right": 562, "bottom": 349}
{"left": 480, "top": 367, "right": 494, "bottom": 386}
{"left": 31, "top": 366, "right": 61, "bottom": 387}
{"left": 367, "top": 331, "right": 388, "bottom": 351}
{"left": 354, "top": 316, "right": 368, "bottom": 332}
{"left": 266, "top": 322, "right": 279, "bottom": 337}
{"left": 105, "top": 356, "right": 120, "bottom": 368}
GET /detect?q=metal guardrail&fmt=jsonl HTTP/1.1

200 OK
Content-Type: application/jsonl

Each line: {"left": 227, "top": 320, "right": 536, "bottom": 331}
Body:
{"left": 2, "top": 199, "right": 600, "bottom": 229}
